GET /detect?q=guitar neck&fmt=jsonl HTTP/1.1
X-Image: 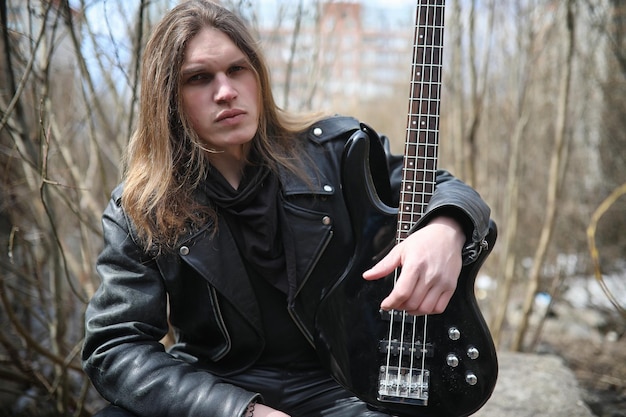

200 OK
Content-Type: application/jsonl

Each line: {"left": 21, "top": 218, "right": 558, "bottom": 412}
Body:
{"left": 397, "top": 0, "right": 446, "bottom": 243}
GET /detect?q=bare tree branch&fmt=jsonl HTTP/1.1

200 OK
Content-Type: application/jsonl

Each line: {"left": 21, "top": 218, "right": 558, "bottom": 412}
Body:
{"left": 512, "top": 0, "right": 577, "bottom": 352}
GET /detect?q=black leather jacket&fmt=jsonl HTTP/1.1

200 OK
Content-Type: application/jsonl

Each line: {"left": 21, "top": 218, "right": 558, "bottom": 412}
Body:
{"left": 82, "top": 116, "right": 491, "bottom": 417}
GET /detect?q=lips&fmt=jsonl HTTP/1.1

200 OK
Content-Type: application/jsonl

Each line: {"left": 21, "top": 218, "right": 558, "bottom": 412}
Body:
{"left": 215, "top": 109, "right": 245, "bottom": 123}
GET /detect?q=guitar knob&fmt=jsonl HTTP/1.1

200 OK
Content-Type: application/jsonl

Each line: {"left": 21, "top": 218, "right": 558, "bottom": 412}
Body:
{"left": 465, "top": 372, "right": 478, "bottom": 386}
{"left": 467, "top": 346, "right": 480, "bottom": 360}
{"left": 446, "top": 353, "right": 459, "bottom": 368}
{"left": 448, "top": 327, "right": 461, "bottom": 341}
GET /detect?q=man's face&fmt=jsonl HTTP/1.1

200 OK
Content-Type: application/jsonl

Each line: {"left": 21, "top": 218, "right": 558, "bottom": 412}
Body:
{"left": 180, "top": 27, "right": 260, "bottom": 156}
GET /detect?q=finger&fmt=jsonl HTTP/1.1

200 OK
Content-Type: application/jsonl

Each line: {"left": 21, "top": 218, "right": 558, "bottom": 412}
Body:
{"left": 405, "top": 289, "right": 454, "bottom": 316}
{"left": 392, "top": 284, "right": 434, "bottom": 314}
{"left": 362, "top": 245, "right": 401, "bottom": 281}
{"left": 434, "top": 290, "right": 454, "bottom": 313}
{"left": 380, "top": 267, "right": 425, "bottom": 310}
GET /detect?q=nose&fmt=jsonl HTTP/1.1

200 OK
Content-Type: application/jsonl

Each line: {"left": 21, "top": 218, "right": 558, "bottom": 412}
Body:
{"left": 214, "top": 73, "right": 237, "bottom": 103}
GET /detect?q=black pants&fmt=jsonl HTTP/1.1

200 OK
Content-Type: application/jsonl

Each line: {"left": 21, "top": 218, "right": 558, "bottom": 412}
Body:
{"left": 93, "top": 366, "right": 391, "bottom": 417}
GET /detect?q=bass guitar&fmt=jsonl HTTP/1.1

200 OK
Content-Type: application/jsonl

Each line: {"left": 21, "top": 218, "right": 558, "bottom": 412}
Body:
{"left": 314, "top": 1, "right": 498, "bottom": 416}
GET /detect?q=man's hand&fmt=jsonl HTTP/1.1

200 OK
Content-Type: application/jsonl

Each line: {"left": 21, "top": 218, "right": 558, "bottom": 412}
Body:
{"left": 252, "top": 403, "right": 291, "bottom": 417}
{"left": 362, "top": 216, "right": 466, "bottom": 316}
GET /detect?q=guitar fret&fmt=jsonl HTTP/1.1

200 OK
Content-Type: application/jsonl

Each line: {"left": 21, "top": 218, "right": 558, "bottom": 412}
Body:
{"left": 397, "top": 0, "right": 444, "bottom": 242}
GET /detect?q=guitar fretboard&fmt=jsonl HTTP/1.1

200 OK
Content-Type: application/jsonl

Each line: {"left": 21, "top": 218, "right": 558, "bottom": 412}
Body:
{"left": 397, "top": 0, "right": 445, "bottom": 242}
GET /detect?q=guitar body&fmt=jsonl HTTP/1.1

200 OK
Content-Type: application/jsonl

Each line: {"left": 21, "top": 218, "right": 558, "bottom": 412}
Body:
{"left": 314, "top": 130, "right": 498, "bottom": 417}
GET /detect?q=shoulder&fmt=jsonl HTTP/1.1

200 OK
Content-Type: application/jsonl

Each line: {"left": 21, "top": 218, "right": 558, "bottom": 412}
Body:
{"left": 101, "top": 183, "right": 143, "bottom": 247}
{"left": 103, "top": 183, "right": 126, "bottom": 222}
{"left": 303, "top": 115, "right": 362, "bottom": 145}
{"left": 109, "top": 182, "right": 124, "bottom": 205}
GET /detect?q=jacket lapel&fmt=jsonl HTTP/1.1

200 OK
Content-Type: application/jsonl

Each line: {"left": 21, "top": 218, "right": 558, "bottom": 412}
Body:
{"left": 177, "top": 218, "right": 263, "bottom": 330}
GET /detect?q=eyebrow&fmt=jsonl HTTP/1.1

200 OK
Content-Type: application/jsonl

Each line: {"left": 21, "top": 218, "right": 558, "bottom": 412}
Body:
{"left": 181, "top": 57, "right": 250, "bottom": 78}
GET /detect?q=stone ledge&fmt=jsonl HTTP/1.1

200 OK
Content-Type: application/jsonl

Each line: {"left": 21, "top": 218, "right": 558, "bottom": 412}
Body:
{"left": 473, "top": 351, "right": 594, "bottom": 417}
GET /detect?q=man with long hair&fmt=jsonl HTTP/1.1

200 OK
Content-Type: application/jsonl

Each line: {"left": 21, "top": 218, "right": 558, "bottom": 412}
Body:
{"left": 82, "top": 1, "right": 492, "bottom": 416}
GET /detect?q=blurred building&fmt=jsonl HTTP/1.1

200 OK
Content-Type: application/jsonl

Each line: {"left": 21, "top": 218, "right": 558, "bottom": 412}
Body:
{"left": 257, "top": 1, "right": 415, "bottom": 111}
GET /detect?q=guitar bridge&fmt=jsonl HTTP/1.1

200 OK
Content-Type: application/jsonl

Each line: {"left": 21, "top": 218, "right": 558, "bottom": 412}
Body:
{"left": 378, "top": 366, "right": 429, "bottom": 406}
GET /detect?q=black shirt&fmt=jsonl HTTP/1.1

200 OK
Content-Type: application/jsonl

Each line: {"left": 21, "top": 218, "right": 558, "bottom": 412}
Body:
{"left": 200, "top": 160, "right": 318, "bottom": 368}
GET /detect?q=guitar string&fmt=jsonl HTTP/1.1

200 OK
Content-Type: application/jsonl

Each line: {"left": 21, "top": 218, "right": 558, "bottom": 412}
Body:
{"left": 394, "top": 0, "right": 420, "bottom": 397}
{"left": 419, "top": 1, "right": 444, "bottom": 399}
{"left": 389, "top": 0, "right": 444, "bottom": 400}
{"left": 383, "top": 0, "right": 424, "bottom": 396}
{"left": 416, "top": 2, "right": 433, "bottom": 399}
{"left": 393, "top": 0, "right": 426, "bottom": 396}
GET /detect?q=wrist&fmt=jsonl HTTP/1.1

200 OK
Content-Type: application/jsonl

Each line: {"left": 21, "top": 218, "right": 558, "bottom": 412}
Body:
{"left": 244, "top": 401, "right": 256, "bottom": 417}
{"left": 428, "top": 216, "right": 466, "bottom": 248}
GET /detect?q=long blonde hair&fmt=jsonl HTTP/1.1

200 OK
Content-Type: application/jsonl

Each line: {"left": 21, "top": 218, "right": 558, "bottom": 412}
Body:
{"left": 123, "top": 0, "right": 318, "bottom": 251}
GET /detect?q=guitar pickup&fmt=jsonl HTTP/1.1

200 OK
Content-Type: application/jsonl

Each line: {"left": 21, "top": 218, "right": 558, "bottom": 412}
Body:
{"left": 379, "top": 339, "right": 434, "bottom": 358}
{"left": 380, "top": 309, "right": 418, "bottom": 323}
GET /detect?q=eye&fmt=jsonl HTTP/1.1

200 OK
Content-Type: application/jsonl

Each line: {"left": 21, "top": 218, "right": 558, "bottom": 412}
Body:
{"left": 228, "top": 65, "right": 247, "bottom": 75}
{"left": 186, "top": 72, "right": 212, "bottom": 84}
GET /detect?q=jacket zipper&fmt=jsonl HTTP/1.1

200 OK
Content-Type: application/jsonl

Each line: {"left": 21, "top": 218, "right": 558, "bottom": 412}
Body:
{"left": 288, "top": 229, "right": 334, "bottom": 346}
